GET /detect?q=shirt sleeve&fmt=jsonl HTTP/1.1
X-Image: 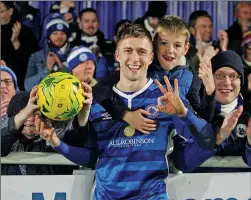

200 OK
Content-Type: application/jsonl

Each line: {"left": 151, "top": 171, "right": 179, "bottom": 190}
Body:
{"left": 170, "top": 133, "right": 217, "bottom": 172}
{"left": 174, "top": 108, "right": 216, "bottom": 150}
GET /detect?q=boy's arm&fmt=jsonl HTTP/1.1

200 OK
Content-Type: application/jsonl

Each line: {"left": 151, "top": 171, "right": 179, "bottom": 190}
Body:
{"left": 92, "top": 71, "right": 128, "bottom": 120}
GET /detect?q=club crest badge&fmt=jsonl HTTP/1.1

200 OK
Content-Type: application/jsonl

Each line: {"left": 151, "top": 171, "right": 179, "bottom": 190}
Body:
{"left": 79, "top": 53, "right": 87, "bottom": 62}
{"left": 236, "top": 124, "right": 247, "bottom": 138}
{"left": 56, "top": 24, "right": 64, "bottom": 30}
{"left": 145, "top": 104, "right": 159, "bottom": 118}
{"left": 124, "top": 126, "right": 135, "bottom": 137}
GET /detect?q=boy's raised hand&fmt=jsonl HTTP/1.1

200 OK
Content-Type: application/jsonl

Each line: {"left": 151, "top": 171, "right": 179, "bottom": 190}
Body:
{"left": 154, "top": 76, "right": 187, "bottom": 117}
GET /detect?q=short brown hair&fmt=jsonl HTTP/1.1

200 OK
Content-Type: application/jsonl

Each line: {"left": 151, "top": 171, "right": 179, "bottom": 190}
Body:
{"left": 116, "top": 22, "right": 153, "bottom": 50}
{"left": 153, "top": 15, "right": 190, "bottom": 52}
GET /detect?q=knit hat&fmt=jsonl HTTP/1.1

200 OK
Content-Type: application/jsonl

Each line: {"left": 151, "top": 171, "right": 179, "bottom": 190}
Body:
{"left": 242, "top": 30, "right": 251, "bottom": 48}
{"left": 7, "top": 91, "right": 30, "bottom": 117}
{"left": 211, "top": 50, "right": 244, "bottom": 85}
{"left": 146, "top": 1, "right": 167, "bottom": 19}
{"left": 67, "top": 46, "right": 97, "bottom": 73}
{"left": 46, "top": 17, "right": 69, "bottom": 38}
{"left": 1, "top": 65, "right": 19, "bottom": 91}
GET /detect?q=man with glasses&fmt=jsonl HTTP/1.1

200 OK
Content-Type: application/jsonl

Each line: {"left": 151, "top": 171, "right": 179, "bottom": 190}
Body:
{"left": 1, "top": 65, "right": 19, "bottom": 129}
{"left": 197, "top": 50, "right": 251, "bottom": 171}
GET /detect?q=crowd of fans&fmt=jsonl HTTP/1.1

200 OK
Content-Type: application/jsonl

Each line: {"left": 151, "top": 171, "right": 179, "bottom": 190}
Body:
{"left": 1, "top": 0, "right": 251, "bottom": 181}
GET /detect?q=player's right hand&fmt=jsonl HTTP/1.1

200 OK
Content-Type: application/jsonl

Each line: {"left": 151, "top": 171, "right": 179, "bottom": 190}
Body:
{"left": 35, "top": 115, "right": 60, "bottom": 147}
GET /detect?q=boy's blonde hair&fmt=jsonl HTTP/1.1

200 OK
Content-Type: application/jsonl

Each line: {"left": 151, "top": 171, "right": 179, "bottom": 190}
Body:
{"left": 153, "top": 15, "right": 190, "bottom": 51}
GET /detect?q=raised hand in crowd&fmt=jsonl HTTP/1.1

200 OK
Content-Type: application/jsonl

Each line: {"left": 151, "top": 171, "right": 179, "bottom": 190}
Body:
{"left": 216, "top": 106, "right": 243, "bottom": 145}
{"left": 46, "top": 52, "right": 63, "bottom": 72}
{"left": 13, "top": 86, "right": 39, "bottom": 130}
{"left": 11, "top": 22, "right": 21, "bottom": 50}
{"left": 195, "top": 29, "right": 204, "bottom": 59}
{"left": 154, "top": 76, "right": 187, "bottom": 117}
{"left": 122, "top": 109, "right": 157, "bottom": 135}
{"left": 77, "top": 82, "right": 93, "bottom": 127}
{"left": 199, "top": 46, "right": 219, "bottom": 63}
{"left": 218, "top": 29, "right": 228, "bottom": 51}
{"left": 198, "top": 60, "right": 215, "bottom": 96}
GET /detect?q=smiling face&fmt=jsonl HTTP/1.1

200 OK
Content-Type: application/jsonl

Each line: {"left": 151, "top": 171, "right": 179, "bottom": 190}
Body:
{"left": 156, "top": 31, "right": 189, "bottom": 71}
{"left": 192, "top": 16, "right": 213, "bottom": 43}
{"left": 115, "top": 37, "right": 153, "bottom": 83}
{"left": 214, "top": 67, "right": 241, "bottom": 105}
{"left": 49, "top": 31, "right": 67, "bottom": 48}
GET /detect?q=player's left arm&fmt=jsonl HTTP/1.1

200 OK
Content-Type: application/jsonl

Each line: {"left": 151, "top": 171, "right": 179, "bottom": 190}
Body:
{"left": 170, "top": 133, "right": 217, "bottom": 172}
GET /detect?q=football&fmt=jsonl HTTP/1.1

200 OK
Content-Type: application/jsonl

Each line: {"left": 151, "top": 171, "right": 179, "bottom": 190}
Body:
{"left": 37, "top": 72, "right": 84, "bottom": 121}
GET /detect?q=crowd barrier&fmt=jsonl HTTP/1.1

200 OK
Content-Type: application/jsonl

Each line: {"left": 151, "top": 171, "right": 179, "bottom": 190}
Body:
{"left": 1, "top": 153, "right": 251, "bottom": 200}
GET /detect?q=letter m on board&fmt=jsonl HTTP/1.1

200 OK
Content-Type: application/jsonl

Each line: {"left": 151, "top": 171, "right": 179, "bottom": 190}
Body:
{"left": 32, "top": 192, "right": 66, "bottom": 200}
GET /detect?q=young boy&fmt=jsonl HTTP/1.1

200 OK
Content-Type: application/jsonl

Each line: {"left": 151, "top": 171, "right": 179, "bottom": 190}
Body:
{"left": 36, "top": 23, "right": 240, "bottom": 199}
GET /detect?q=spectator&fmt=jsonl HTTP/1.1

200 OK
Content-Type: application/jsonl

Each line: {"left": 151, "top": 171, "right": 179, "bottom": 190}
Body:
{"left": 135, "top": 1, "right": 167, "bottom": 37}
{"left": 187, "top": 10, "right": 228, "bottom": 73}
{"left": 50, "top": 1, "right": 78, "bottom": 44}
{"left": 1, "top": 1, "right": 38, "bottom": 90}
{"left": 198, "top": 50, "right": 251, "bottom": 171}
{"left": 1, "top": 65, "right": 19, "bottom": 129}
{"left": 75, "top": 8, "right": 105, "bottom": 55}
{"left": 24, "top": 16, "right": 71, "bottom": 91}
{"left": 75, "top": 8, "right": 111, "bottom": 79}
{"left": 67, "top": 46, "right": 97, "bottom": 87}
{"left": 14, "top": 1, "right": 42, "bottom": 43}
{"left": 227, "top": 2, "right": 251, "bottom": 55}
{"left": 1, "top": 89, "right": 78, "bottom": 175}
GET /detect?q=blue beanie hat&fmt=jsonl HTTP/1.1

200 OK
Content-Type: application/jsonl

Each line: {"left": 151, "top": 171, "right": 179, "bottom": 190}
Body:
{"left": 46, "top": 17, "right": 69, "bottom": 39}
{"left": 67, "top": 46, "right": 97, "bottom": 73}
{"left": 211, "top": 50, "right": 244, "bottom": 86}
{"left": 1, "top": 66, "right": 19, "bottom": 91}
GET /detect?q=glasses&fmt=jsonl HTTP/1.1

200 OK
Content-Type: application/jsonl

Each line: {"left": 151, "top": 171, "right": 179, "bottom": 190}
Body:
{"left": 213, "top": 73, "right": 241, "bottom": 81}
{"left": 1, "top": 79, "right": 14, "bottom": 86}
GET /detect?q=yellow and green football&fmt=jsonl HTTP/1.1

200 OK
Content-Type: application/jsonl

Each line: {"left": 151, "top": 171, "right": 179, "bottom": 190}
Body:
{"left": 37, "top": 72, "right": 84, "bottom": 121}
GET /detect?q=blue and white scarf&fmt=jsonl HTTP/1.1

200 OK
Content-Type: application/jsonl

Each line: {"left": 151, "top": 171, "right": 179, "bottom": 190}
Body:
{"left": 216, "top": 95, "right": 244, "bottom": 117}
